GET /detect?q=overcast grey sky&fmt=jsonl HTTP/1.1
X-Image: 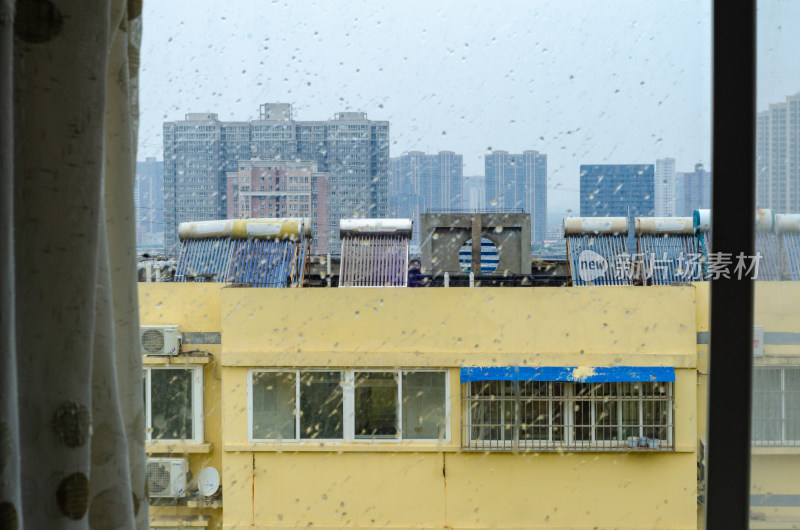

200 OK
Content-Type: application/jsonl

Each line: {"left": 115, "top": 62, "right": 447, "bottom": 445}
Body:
{"left": 138, "top": 0, "right": 798, "bottom": 213}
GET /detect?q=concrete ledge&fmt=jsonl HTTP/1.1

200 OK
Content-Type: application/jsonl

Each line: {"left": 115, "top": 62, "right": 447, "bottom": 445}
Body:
{"left": 220, "top": 351, "right": 697, "bottom": 368}
{"left": 224, "top": 442, "right": 695, "bottom": 454}
{"left": 143, "top": 354, "right": 211, "bottom": 365}
{"left": 752, "top": 446, "right": 800, "bottom": 455}
{"left": 147, "top": 442, "right": 213, "bottom": 454}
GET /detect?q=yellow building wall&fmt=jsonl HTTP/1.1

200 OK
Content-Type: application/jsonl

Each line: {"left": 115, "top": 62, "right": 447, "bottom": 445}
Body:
{"left": 139, "top": 283, "right": 225, "bottom": 529}
{"left": 751, "top": 282, "right": 800, "bottom": 527}
{"left": 213, "top": 285, "right": 698, "bottom": 529}
{"left": 136, "top": 280, "right": 800, "bottom": 529}
{"left": 694, "top": 282, "right": 800, "bottom": 528}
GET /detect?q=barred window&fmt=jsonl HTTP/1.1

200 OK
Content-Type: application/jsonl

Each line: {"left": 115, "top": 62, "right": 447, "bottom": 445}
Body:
{"left": 752, "top": 366, "right": 800, "bottom": 446}
{"left": 462, "top": 381, "right": 673, "bottom": 451}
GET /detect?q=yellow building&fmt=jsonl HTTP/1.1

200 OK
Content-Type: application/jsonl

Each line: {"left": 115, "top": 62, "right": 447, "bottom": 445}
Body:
{"left": 743, "top": 283, "right": 800, "bottom": 529}
{"left": 140, "top": 283, "right": 707, "bottom": 529}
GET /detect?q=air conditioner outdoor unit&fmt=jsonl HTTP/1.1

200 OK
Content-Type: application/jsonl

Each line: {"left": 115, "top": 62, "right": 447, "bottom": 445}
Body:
{"left": 146, "top": 457, "right": 189, "bottom": 498}
{"left": 140, "top": 325, "right": 180, "bottom": 356}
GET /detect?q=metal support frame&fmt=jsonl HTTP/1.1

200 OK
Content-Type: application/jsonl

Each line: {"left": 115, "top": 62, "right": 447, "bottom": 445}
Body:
{"left": 705, "top": 1, "right": 756, "bottom": 528}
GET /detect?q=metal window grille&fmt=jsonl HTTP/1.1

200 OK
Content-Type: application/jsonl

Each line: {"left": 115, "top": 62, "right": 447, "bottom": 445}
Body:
{"left": 752, "top": 366, "right": 800, "bottom": 446}
{"left": 461, "top": 381, "right": 673, "bottom": 451}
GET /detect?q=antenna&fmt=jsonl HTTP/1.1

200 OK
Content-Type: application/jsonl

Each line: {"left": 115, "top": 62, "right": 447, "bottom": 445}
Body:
{"left": 198, "top": 467, "right": 221, "bottom": 497}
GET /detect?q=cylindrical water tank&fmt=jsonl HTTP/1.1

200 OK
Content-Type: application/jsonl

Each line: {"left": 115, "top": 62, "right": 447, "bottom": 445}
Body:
{"left": 755, "top": 209, "right": 775, "bottom": 232}
{"left": 339, "top": 218, "right": 413, "bottom": 237}
{"left": 775, "top": 214, "right": 800, "bottom": 233}
{"left": 178, "top": 220, "right": 234, "bottom": 240}
{"left": 178, "top": 218, "right": 311, "bottom": 240}
{"left": 232, "top": 218, "right": 312, "bottom": 239}
{"left": 562, "top": 217, "right": 628, "bottom": 235}
{"left": 634, "top": 217, "right": 694, "bottom": 234}
{"left": 693, "top": 209, "right": 711, "bottom": 233}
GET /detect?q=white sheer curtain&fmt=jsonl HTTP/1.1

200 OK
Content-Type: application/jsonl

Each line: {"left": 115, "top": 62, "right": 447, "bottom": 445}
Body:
{"left": 0, "top": 0, "right": 146, "bottom": 528}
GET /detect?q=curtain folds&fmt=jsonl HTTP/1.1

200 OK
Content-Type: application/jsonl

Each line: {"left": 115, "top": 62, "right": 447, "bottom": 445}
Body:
{"left": 1, "top": 0, "right": 145, "bottom": 528}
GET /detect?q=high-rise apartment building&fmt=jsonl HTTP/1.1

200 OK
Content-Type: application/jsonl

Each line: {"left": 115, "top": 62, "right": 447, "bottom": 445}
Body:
{"left": 135, "top": 157, "right": 164, "bottom": 245}
{"left": 163, "top": 104, "right": 389, "bottom": 254}
{"left": 675, "top": 163, "right": 712, "bottom": 217}
{"left": 579, "top": 164, "right": 655, "bottom": 218}
{"left": 226, "top": 160, "right": 330, "bottom": 254}
{"left": 389, "top": 151, "right": 463, "bottom": 244}
{"left": 484, "top": 150, "right": 547, "bottom": 243}
{"left": 756, "top": 93, "right": 800, "bottom": 212}
{"left": 462, "top": 176, "right": 485, "bottom": 211}
{"left": 654, "top": 158, "right": 676, "bottom": 216}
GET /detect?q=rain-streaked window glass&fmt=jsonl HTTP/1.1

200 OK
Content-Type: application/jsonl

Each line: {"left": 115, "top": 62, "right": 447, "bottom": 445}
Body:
{"left": 251, "top": 371, "right": 297, "bottom": 440}
{"left": 354, "top": 372, "right": 399, "bottom": 439}
{"left": 143, "top": 367, "right": 202, "bottom": 442}
{"left": 300, "top": 371, "right": 344, "bottom": 439}
{"left": 747, "top": 3, "right": 800, "bottom": 525}
{"left": 249, "top": 369, "right": 447, "bottom": 441}
{"left": 402, "top": 371, "right": 447, "bottom": 440}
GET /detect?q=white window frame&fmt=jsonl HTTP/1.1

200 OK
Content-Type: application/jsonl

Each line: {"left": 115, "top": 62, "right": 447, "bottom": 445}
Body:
{"left": 143, "top": 366, "right": 204, "bottom": 443}
{"left": 462, "top": 380, "right": 673, "bottom": 451}
{"left": 247, "top": 368, "right": 450, "bottom": 444}
{"left": 752, "top": 366, "right": 800, "bottom": 446}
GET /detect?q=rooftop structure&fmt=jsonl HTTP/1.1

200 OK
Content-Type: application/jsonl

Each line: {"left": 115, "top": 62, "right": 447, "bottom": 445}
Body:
{"left": 420, "top": 212, "right": 532, "bottom": 277}
{"left": 174, "top": 218, "right": 311, "bottom": 287}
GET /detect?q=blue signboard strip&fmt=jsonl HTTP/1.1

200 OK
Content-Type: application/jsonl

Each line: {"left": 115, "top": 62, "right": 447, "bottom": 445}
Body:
{"left": 460, "top": 366, "right": 676, "bottom": 383}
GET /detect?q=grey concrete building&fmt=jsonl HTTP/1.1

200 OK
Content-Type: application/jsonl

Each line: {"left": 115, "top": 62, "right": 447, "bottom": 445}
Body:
{"left": 135, "top": 157, "right": 164, "bottom": 245}
{"left": 484, "top": 150, "right": 547, "bottom": 243}
{"left": 389, "top": 151, "right": 464, "bottom": 245}
{"left": 757, "top": 93, "right": 800, "bottom": 212}
{"left": 462, "top": 176, "right": 485, "bottom": 211}
{"left": 163, "top": 104, "right": 389, "bottom": 254}
{"left": 675, "top": 163, "right": 712, "bottom": 217}
{"left": 654, "top": 157, "right": 676, "bottom": 217}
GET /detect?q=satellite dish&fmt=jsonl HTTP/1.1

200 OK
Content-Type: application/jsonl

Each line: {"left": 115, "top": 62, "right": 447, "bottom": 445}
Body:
{"left": 198, "top": 467, "right": 220, "bottom": 497}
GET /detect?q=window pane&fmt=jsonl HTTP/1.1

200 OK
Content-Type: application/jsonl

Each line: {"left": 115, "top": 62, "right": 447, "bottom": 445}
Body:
{"left": 150, "top": 368, "right": 193, "bottom": 441}
{"left": 573, "top": 383, "right": 593, "bottom": 443}
{"left": 595, "top": 383, "right": 619, "bottom": 442}
{"left": 519, "top": 381, "right": 549, "bottom": 441}
{"left": 752, "top": 367, "right": 782, "bottom": 443}
{"left": 300, "top": 371, "right": 343, "bottom": 439}
{"left": 620, "top": 382, "right": 641, "bottom": 440}
{"left": 502, "top": 381, "right": 514, "bottom": 442}
{"left": 252, "top": 372, "right": 296, "bottom": 440}
{"left": 785, "top": 368, "right": 800, "bottom": 443}
{"left": 551, "top": 383, "right": 565, "bottom": 442}
{"left": 355, "top": 372, "right": 398, "bottom": 438}
{"left": 402, "top": 371, "right": 446, "bottom": 440}
{"left": 642, "top": 382, "right": 670, "bottom": 441}
{"left": 469, "top": 381, "right": 502, "bottom": 443}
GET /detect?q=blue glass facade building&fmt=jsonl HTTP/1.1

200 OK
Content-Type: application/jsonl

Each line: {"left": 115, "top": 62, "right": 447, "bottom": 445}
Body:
{"left": 579, "top": 164, "right": 655, "bottom": 218}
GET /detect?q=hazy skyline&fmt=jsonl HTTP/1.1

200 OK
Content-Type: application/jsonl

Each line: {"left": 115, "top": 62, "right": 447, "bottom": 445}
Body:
{"left": 138, "top": 0, "right": 798, "bottom": 213}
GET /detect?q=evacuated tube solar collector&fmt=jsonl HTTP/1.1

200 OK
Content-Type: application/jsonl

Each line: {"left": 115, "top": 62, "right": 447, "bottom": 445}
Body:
{"left": 174, "top": 218, "right": 312, "bottom": 287}
{"left": 338, "top": 219, "right": 412, "bottom": 287}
